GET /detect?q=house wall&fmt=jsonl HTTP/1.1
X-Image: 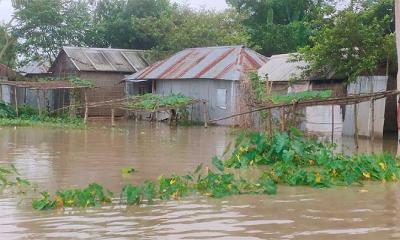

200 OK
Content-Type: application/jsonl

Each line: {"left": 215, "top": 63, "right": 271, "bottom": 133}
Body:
{"left": 51, "top": 51, "right": 128, "bottom": 117}
{"left": 78, "top": 72, "right": 126, "bottom": 116}
{"left": 343, "top": 76, "right": 388, "bottom": 138}
{"left": 154, "top": 79, "right": 237, "bottom": 125}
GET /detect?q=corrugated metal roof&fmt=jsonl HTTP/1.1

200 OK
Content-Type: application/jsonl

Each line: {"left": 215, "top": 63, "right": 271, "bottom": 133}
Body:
{"left": 62, "top": 47, "right": 149, "bottom": 72}
{"left": 258, "top": 53, "right": 340, "bottom": 82}
{"left": 126, "top": 46, "right": 268, "bottom": 81}
{"left": 258, "top": 54, "right": 308, "bottom": 82}
{"left": 18, "top": 61, "right": 49, "bottom": 75}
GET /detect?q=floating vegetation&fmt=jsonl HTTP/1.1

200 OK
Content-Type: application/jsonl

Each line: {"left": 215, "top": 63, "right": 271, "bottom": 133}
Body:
{"left": 125, "top": 93, "right": 192, "bottom": 111}
{"left": 32, "top": 183, "right": 113, "bottom": 210}
{"left": 30, "top": 130, "right": 400, "bottom": 211}
{"left": 0, "top": 164, "right": 31, "bottom": 194}
{"left": 223, "top": 130, "right": 400, "bottom": 187}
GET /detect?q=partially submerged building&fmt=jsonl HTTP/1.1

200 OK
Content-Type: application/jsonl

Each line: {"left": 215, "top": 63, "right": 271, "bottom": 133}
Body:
{"left": 125, "top": 45, "right": 268, "bottom": 125}
{"left": 49, "top": 46, "right": 149, "bottom": 116}
{"left": 258, "top": 53, "right": 393, "bottom": 137}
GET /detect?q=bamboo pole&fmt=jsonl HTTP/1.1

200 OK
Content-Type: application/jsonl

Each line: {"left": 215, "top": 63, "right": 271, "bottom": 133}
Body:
{"left": 268, "top": 109, "right": 273, "bottom": 136}
{"left": 354, "top": 102, "right": 359, "bottom": 149}
{"left": 395, "top": 0, "right": 400, "bottom": 142}
{"left": 84, "top": 89, "right": 88, "bottom": 124}
{"left": 14, "top": 87, "right": 18, "bottom": 116}
{"left": 371, "top": 98, "right": 375, "bottom": 142}
{"left": 280, "top": 107, "right": 285, "bottom": 131}
{"left": 37, "top": 89, "right": 42, "bottom": 116}
{"left": 203, "top": 101, "right": 208, "bottom": 128}
{"left": 331, "top": 104, "right": 334, "bottom": 144}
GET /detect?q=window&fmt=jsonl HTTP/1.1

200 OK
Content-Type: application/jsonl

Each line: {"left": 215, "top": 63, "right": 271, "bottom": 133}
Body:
{"left": 216, "top": 89, "right": 227, "bottom": 109}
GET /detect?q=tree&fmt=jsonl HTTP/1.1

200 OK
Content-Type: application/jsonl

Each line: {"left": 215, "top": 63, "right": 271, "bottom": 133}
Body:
{"left": 132, "top": 6, "right": 249, "bottom": 56}
{"left": 13, "top": 0, "right": 93, "bottom": 64}
{"left": 90, "top": 0, "right": 171, "bottom": 49}
{"left": 396, "top": 0, "right": 400, "bottom": 139}
{"left": 226, "top": 0, "right": 335, "bottom": 56}
{"left": 299, "top": 0, "right": 394, "bottom": 82}
{"left": 0, "top": 18, "right": 16, "bottom": 67}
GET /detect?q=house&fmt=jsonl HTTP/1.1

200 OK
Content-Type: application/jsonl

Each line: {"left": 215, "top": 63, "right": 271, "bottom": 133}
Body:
{"left": 258, "top": 53, "right": 393, "bottom": 137}
{"left": 0, "top": 64, "right": 24, "bottom": 104}
{"left": 125, "top": 45, "right": 268, "bottom": 125}
{"left": 49, "top": 46, "right": 149, "bottom": 116}
{"left": 17, "top": 61, "right": 49, "bottom": 79}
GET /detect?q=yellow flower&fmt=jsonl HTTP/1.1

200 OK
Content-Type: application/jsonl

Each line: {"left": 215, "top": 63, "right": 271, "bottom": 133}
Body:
{"left": 379, "top": 162, "right": 386, "bottom": 171}
{"left": 362, "top": 172, "right": 371, "bottom": 179}
{"left": 67, "top": 199, "right": 74, "bottom": 205}
{"left": 236, "top": 154, "right": 241, "bottom": 161}
{"left": 309, "top": 160, "right": 315, "bottom": 166}
{"left": 392, "top": 174, "right": 398, "bottom": 182}
{"left": 170, "top": 179, "right": 176, "bottom": 185}
{"left": 239, "top": 146, "right": 249, "bottom": 153}
{"left": 315, "top": 172, "right": 321, "bottom": 183}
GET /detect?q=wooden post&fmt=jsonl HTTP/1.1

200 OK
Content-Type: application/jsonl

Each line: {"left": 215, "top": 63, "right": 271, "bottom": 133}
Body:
{"left": 43, "top": 90, "right": 47, "bottom": 113}
{"left": 268, "top": 109, "right": 273, "bottom": 137}
{"left": 151, "top": 80, "right": 156, "bottom": 93}
{"left": 0, "top": 84, "right": 3, "bottom": 101}
{"left": 14, "top": 87, "right": 18, "bottom": 116}
{"left": 280, "top": 107, "right": 285, "bottom": 131}
{"left": 331, "top": 104, "right": 334, "bottom": 144}
{"left": 203, "top": 101, "right": 208, "bottom": 128}
{"left": 371, "top": 98, "right": 375, "bottom": 142}
{"left": 37, "top": 89, "right": 42, "bottom": 116}
{"left": 111, "top": 108, "right": 115, "bottom": 127}
{"left": 69, "top": 89, "right": 76, "bottom": 118}
{"left": 354, "top": 102, "right": 359, "bottom": 149}
{"left": 84, "top": 89, "right": 88, "bottom": 124}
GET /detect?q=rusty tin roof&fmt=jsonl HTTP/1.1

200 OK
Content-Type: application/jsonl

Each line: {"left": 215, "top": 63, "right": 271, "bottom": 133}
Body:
{"left": 126, "top": 46, "right": 268, "bottom": 81}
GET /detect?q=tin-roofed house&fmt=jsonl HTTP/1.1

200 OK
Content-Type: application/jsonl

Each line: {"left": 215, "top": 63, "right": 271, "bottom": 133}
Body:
{"left": 125, "top": 45, "right": 268, "bottom": 125}
{"left": 258, "top": 53, "right": 392, "bottom": 138}
{"left": 49, "top": 46, "right": 149, "bottom": 116}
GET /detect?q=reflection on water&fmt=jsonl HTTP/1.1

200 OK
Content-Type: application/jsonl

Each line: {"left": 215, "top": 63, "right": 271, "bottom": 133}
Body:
{"left": 0, "top": 121, "right": 400, "bottom": 239}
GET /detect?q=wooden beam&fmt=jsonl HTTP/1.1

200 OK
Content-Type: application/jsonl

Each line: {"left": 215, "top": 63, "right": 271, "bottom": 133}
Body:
{"left": 14, "top": 86, "right": 18, "bottom": 116}
{"left": 203, "top": 101, "right": 208, "bottom": 128}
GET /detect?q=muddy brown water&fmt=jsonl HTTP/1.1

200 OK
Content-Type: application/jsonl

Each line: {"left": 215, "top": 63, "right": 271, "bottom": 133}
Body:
{"left": 0, "top": 121, "right": 400, "bottom": 239}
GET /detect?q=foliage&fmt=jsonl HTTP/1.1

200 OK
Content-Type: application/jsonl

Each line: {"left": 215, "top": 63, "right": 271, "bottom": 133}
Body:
{"left": 132, "top": 6, "right": 248, "bottom": 54}
{"left": 13, "top": 0, "right": 93, "bottom": 64}
{"left": 227, "top": 0, "right": 335, "bottom": 56}
{"left": 267, "top": 90, "right": 332, "bottom": 104}
{"left": 32, "top": 183, "right": 113, "bottom": 210}
{"left": 299, "top": 0, "right": 394, "bottom": 82}
{"left": 0, "top": 163, "right": 31, "bottom": 193}
{"left": 67, "top": 76, "right": 95, "bottom": 88}
{"left": 224, "top": 131, "right": 400, "bottom": 187}
{"left": 0, "top": 101, "right": 16, "bottom": 118}
{"left": 0, "top": 103, "right": 84, "bottom": 128}
{"left": 0, "top": 24, "right": 17, "bottom": 67}
{"left": 127, "top": 93, "right": 192, "bottom": 111}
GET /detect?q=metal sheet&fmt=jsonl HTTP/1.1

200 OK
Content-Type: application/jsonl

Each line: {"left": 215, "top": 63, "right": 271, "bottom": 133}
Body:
{"left": 61, "top": 47, "right": 148, "bottom": 73}
{"left": 126, "top": 46, "right": 268, "bottom": 81}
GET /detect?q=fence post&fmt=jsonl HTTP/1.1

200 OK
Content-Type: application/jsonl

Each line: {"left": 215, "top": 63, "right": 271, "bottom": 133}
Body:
{"left": 84, "top": 89, "right": 88, "bottom": 124}
{"left": 14, "top": 87, "right": 18, "bottom": 116}
{"left": 203, "top": 101, "right": 208, "bottom": 128}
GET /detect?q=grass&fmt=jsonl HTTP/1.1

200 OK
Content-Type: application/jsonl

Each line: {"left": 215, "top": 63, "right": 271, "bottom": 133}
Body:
{"left": 0, "top": 102, "right": 84, "bottom": 128}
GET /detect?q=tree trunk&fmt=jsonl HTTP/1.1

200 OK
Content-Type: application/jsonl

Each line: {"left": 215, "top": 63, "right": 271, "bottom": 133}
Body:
{"left": 396, "top": 0, "right": 400, "bottom": 141}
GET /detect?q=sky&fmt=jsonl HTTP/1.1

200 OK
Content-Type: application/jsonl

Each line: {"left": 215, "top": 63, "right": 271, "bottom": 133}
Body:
{"left": 0, "top": 0, "right": 228, "bottom": 23}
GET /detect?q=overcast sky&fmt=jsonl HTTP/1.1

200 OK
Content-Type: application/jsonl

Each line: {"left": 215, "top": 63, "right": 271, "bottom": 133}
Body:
{"left": 0, "top": 0, "right": 228, "bottom": 23}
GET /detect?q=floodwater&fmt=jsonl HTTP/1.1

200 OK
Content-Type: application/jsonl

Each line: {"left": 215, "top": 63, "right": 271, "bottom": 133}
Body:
{"left": 0, "top": 121, "right": 400, "bottom": 239}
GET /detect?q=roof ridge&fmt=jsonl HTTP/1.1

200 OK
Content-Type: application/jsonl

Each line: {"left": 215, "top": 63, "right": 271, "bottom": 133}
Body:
{"left": 63, "top": 46, "right": 146, "bottom": 52}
